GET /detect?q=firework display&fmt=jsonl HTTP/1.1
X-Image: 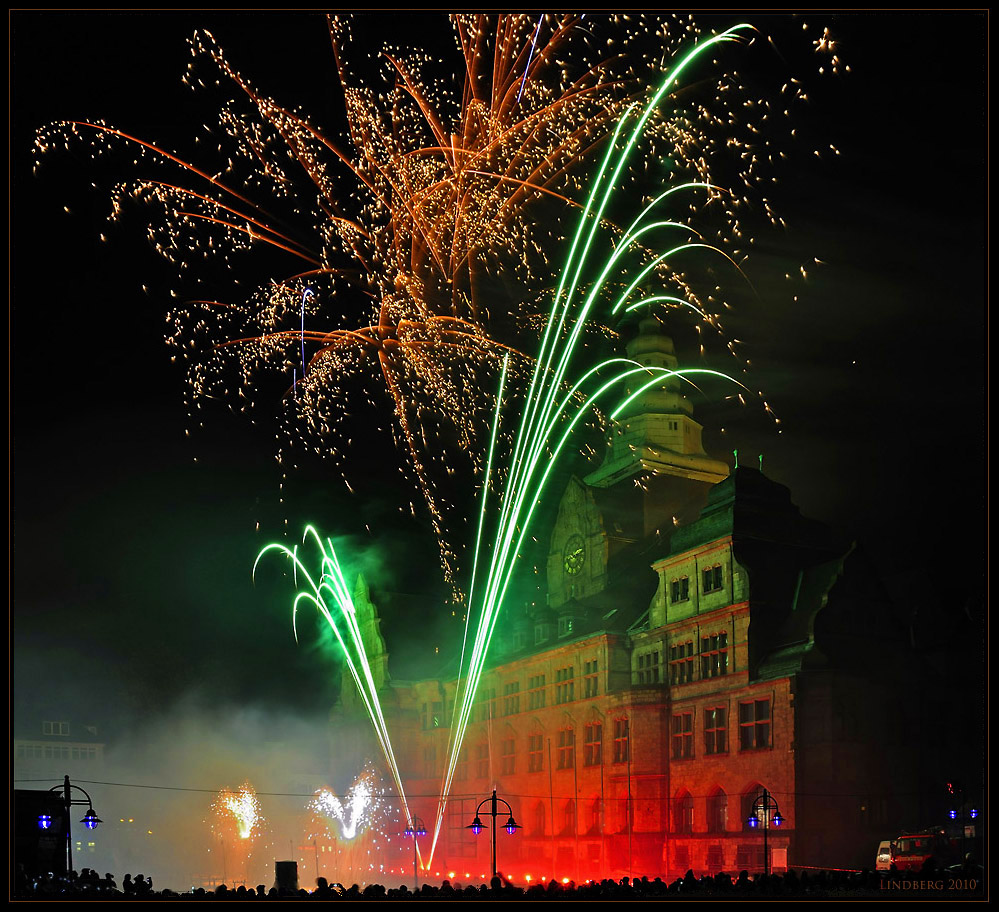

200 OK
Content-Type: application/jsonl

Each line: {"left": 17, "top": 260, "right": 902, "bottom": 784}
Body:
{"left": 22, "top": 12, "right": 863, "bottom": 888}
{"left": 33, "top": 14, "right": 832, "bottom": 596}
{"left": 254, "top": 526, "right": 411, "bottom": 827}
{"left": 212, "top": 781, "right": 262, "bottom": 841}
{"left": 429, "top": 26, "right": 756, "bottom": 861}
{"left": 311, "top": 779, "right": 379, "bottom": 842}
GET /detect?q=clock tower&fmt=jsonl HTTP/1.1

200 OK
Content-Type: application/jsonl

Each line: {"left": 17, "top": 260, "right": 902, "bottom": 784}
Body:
{"left": 544, "top": 316, "right": 729, "bottom": 615}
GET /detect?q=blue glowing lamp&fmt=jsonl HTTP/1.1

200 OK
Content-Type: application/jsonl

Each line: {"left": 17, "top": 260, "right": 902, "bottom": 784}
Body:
{"left": 416, "top": 825, "right": 427, "bottom": 837}
{"left": 81, "top": 808, "right": 102, "bottom": 830}
{"left": 747, "top": 815, "right": 759, "bottom": 829}
{"left": 948, "top": 809, "right": 958, "bottom": 820}
{"left": 467, "top": 816, "right": 484, "bottom": 836}
{"left": 404, "top": 825, "right": 414, "bottom": 837}
{"left": 503, "top": 816, "right": 522, "bottom": 836}
{"left": 771, "top": 813, "right": 783, "bottom": 828}
{"left": 969, "top": 809, "right": 979, "bottom": 819}
{"left": 38, "top": 814, "right": 52, "bottom": 830}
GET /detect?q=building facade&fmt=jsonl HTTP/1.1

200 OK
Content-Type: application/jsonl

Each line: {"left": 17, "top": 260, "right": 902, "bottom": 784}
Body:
{"left": 332, "top": 323, "right": 930, "bottom": 883}
{"left": 13, "top": 716, "right": 107, "bottom": 869}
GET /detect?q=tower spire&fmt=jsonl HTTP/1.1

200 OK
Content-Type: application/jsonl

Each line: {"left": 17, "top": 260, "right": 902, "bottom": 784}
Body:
{"left": 585, "top": 315, "right": 729, "bottom": 489}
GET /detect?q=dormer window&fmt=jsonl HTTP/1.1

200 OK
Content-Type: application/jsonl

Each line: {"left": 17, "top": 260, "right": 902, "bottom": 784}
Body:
{"left": 670, "top": 576, "right": 690, "bottom": 602}
{"left": 535, "top": 623, "right": 550, "bottom": 645}
{"left": 558, "top": 616, "right": 574, "bottom": 637}
{"left": 42, "top": 721, "right": 70, "bottom": 737}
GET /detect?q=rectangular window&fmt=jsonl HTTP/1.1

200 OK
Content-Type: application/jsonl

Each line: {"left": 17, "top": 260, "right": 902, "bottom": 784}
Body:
{"left": 456, "top": 745, "right": 469, "bottom": 781}
{"left": 702, "top": 565, "right": 723, "bottom": 593}
{"left": 555, "top": 666, "right": 575, "bottom": 704}
{"left": 700, "top": 633, "right": 729, "bottom": 679}
{"left": 670, "top": 576, "right": 690, "bottom": 603}
{"left": 448, "top": 798, "right": 477, "bottom": 857}
{"left": 431, "top": 701, "right": 443, "bottom": 727}
{"left": 613, "top": 718, "right": 629, "bottom": 763}
{"left": 637, "top": 650, "right": 660, "bottom": 684}
{"left": 736, "top": 844, "right": 765, "bottom": 870}
{"left": 528, "top": 674, "right": 546, "bottom": 710}
{"left": 704, "top": 706, "right": 728, "bottom": 754}
{"left": 501, "top": 738, "right": 516, "bottom": 775}
{"left": 583, "top": 659, "right": 599, "bottom": 697}
{"left": 528, "top": 734, "right": 544, "bottom": 772}
{"left": 671, "top": 712, "right": 693, "bottom": 759}
{"left": 556, "top": 728, "right": 575, "bottom": 769}
{"left": 476, "top": 742, "right": 490, "bottom": 778}
{"left": 478, "top": 688, "right": 497, "bottom": 722}
{"left": 669, "top": 641, "right": 695, "bottom": 685}
{"left": 583, "top": 722, "right": 602, "bottom": 767}
{"left": 739, "top": 699, "right": 771, "bottom": 750}
{"left": 503, "top": 682, "right": 521, "bottom": 716}
{"left": 423, "top": 745, "right": 435, "bottom": 778}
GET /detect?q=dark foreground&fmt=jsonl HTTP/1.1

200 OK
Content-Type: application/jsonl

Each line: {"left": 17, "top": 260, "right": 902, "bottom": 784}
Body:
{"left": 13, "top": 866, "right": 986, "bottom": 901}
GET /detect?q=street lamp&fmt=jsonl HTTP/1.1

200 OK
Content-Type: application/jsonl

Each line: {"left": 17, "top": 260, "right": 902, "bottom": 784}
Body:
{"left": 403, "top": 816, "right": 426, "bottom": 892}
{"left": 48, "top": 775, "right": 102, "bottom": 873}
{"left": 746, "top": 788, "right": 782, "bottom": 876}
{"left": 947, "top": 782, "right": 981, "bottom": 863}
{"left": 466, "top": 790, "right": 521, "bottom": 881}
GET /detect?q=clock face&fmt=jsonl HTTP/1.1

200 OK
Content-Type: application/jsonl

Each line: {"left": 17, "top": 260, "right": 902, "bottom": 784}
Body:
{"left": 563, "top": 534, "right": 585, "bottom": 576}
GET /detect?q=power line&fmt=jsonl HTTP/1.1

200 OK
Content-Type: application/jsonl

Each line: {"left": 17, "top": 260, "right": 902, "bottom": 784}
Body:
{"left": 13, "top": 777, "right": 950, "bottom": 802}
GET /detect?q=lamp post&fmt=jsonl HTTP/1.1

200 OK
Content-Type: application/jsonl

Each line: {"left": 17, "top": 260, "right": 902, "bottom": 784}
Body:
{"left": 467, "top": 790, "right": 521, "bottom": 881}
{"left": 403, "top": 816, "right": 426, "bottom": 892}
{"left": 947, "top": 782, "right": 981, "bottom": 864}
{"left": 746, "top": 788, "right": 783, "bottom": 876}
{"left": 48, "top": 775, "right": 102, "bottom": 874}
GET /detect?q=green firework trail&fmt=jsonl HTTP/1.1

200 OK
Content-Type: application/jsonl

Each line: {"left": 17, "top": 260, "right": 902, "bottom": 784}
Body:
{"left": 429, "top": 24, "right": 755, "bottom": 860}
{"left": 254, "top": 527, "right": 413, "bottom": 826}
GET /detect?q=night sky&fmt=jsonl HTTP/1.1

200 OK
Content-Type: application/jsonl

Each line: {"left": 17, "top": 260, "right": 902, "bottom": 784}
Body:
{"left": 12, "top": 12, "right": 986, "bottom": 736}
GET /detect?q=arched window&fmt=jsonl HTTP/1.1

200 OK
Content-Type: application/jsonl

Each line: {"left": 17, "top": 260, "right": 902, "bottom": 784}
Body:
{"left": 707, "top": 787, "right": 728, "bottom": 834}
{"left": 562, "top": 799, "right": 576, "bottom": 836}
{"left": 702, "top": 564, "right": 723, "bottom": 593}
{"left": 587, "top": 797, "right": 602, "bottom": 835}
{"left": 532, "top": 801, "right": 546, "bottom": 837}
{"left": 672, "top": 791, "right": 694, "bottom": 834}
{"left": 670, "top": 576, "right": 690, "bottom": 602}
{"left": 742, "top": 784, "right": 763, "bottom": 831}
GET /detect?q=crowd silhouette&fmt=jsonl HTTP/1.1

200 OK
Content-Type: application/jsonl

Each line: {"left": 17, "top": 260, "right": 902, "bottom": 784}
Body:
{"left": 14, "top": 861, "right": 984, "bottom": 900}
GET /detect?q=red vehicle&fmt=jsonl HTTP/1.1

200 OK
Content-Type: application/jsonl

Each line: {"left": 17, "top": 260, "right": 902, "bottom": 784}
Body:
{"left": 888, "top": 828, "right": 961, "bottom": 872}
